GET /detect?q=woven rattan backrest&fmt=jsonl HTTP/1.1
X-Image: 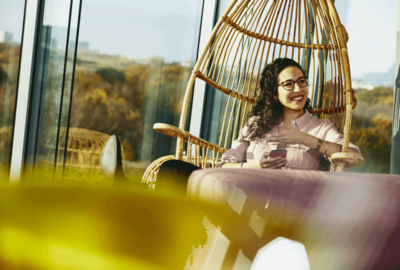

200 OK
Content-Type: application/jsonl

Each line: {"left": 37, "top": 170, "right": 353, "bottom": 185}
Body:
{"left": 176, "top": 0, "right": 355, "bottom": 164}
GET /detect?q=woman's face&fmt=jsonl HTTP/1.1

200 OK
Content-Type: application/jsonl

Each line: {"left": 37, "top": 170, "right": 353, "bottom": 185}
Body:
{"left": 275, "top": 66, "right": 308, "bottom": 112}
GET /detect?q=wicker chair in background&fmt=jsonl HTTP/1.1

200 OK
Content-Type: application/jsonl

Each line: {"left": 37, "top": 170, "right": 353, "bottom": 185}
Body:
{"left": 143, "top": 0, "right": 365, "bottom": 187}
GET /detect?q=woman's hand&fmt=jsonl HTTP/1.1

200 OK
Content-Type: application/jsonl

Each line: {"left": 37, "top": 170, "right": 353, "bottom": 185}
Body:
{"left": 266, "top": 123, "right": 360, "bottom": 157}
{"left": 267, "top": 123, "right": 308, "bottom": 144}
{"left": 246, "top": 152, "right": 287, "bottom": 169}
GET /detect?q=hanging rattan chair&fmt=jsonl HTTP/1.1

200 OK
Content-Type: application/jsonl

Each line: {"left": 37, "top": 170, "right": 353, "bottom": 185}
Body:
{"left": 143, "top": 0, "right": 364, "bottom": 187}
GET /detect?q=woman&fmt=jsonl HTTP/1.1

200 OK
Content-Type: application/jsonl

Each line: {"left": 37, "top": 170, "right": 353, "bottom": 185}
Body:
{"left": 221, "top": 58, "right": 360, "bottom": 170}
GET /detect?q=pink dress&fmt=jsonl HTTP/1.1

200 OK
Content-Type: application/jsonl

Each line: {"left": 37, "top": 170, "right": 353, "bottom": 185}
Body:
{"left": 220, "top": 111, "right": 360, "bottom": 170}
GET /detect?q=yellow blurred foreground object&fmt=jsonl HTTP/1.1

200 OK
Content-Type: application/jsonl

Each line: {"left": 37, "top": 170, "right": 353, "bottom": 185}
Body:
{"left": 0, "top": 183, "right": 207, "bottom": 270}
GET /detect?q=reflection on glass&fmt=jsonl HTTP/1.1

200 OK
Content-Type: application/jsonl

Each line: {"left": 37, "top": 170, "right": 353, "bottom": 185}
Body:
{"left": 68, "top": 0, "right": 203, "bottom": 180}
{"left": 24, "top": 0, "right": 82, "bottom": 181}
{"left": 54, "top": 0, "right": 81, "bottom": 179}
{"left": 0, "top": 0, "right": 26, "bottom": 182}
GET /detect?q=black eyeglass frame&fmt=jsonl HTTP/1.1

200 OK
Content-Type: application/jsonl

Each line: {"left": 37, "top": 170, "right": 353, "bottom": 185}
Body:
{"left": 277, "top": 77, "right": 309, "bottom": 91}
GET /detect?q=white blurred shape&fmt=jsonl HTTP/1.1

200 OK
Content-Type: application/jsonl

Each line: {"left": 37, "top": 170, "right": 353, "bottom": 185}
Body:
{"left": 251, "top": 237, "right": 310, "bottom": 270}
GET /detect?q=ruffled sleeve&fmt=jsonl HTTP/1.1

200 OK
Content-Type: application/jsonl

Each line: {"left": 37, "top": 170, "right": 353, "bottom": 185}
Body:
{"left": 219, "top": 117, "right": 258, "bottom": 167}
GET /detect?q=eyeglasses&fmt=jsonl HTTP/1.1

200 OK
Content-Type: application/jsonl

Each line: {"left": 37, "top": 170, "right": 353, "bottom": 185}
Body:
{"left": 278, "top": 77, "right": 308, "bottom": 91}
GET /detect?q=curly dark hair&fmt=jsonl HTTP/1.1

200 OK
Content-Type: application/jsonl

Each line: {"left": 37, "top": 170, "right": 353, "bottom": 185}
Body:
{"left": 248, "top": 58, "right": 312, "bottom": 140}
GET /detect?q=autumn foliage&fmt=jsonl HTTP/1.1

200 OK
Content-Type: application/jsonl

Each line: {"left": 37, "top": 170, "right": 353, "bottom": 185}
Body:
{"left": 0, "top": 45, "right": 395, "bottom": 175}
{"left": 348, "top": 87, "right": 393, "bottom": 174}
{"left": 70, "top": 56, "right": 191, "bottom": 166}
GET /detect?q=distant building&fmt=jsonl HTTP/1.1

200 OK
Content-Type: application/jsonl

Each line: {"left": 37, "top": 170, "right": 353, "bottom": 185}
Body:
{"left": 182, "top": 60, "right": 195, "bottom": 68}
{"left": 50, "top": 38, "right": 58, "bottom": 49}
{"left": 41, "top": 26, "right": 68, "bottom": 50}
{"left": 69, "top": 41, "right": 76, "bottom": 50}
{"left": 0, "top": 30, "right": 13, "bottom": 43}
{"left": 352, "top": 80, "right": 376, "bottom": 91}
{"left": 78, "top": 42, "right": 90, "bottom": 53}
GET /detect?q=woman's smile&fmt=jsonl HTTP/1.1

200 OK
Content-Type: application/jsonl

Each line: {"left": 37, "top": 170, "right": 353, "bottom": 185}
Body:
{"left": 290, "top": 95, "right": 304, "bottom": 101}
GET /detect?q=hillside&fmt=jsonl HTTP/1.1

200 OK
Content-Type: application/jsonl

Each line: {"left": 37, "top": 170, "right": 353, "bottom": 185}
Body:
{"left": 348, "top": 86, "right": 394, "bottom": 174}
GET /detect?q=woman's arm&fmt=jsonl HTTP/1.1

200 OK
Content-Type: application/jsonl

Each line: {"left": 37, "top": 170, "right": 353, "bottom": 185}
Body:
{"left": 267, "top": 123, "right": 359, "bottom": 156}
{"left": 220, "top": 117, "right": 287, "bottom": 169}
{"left": 221, "top": 152, "right": 287, "bottom": 169}
{"left": 301, "top": 133, "right": 359, "bottom": 156}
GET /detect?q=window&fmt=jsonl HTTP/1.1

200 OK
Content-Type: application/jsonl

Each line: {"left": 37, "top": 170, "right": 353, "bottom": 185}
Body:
{"left": 24, "top": 0, "right": 82, "bottom": 181}
{"left": 64, "top": 0, "right": 204, "bottom": 181}
{"left": 0, "top": 0, "right": 26, "bottom": 181}
{"left": 201, "top": 0, "right": 397, "bottom": 174}
{"left": 336, "top": 0, "right": 397, "bottom": 173}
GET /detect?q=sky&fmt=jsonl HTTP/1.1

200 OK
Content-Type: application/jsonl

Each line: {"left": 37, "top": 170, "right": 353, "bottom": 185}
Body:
{"left": 0, "top": 0, "right": 25, "bottom": 42}
{"left": 0, "top": 0, "right": 398, "bottom": 78}
{"left": 77, "top": 0, "right": 203, "bottom": 62}
{"left": 336, "top": 0, "right": 398, "bottom": 78}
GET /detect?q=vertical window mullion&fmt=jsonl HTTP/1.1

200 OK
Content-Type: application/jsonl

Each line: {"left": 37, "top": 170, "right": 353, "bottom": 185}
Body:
{"left": 189, "top": 0, "right": 218, "bottom": 138}
{"left": 61, "top": 0, "right": 83, "bottom": 177}
{"left": 10, "top": 0, "right": 40, "bottom": 183}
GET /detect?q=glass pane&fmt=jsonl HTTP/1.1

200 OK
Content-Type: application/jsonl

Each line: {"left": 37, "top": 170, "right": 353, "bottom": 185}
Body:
{"left": 67, "top": 0, "right": 203, "bottom": 181}
{"left": 203, "top": 0, "right": 396, "bottom": 173}
{"left": 54, "top": 0, "right": 81, "bottom": 179}
{"left": 336, "top": 0, "right": 396, "bottom": 174}
{"left": 0, "top": 0, "right": 26, "bottom": 181}
{"left": 24, "top": 0, "right": 82, "bottom": 182}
